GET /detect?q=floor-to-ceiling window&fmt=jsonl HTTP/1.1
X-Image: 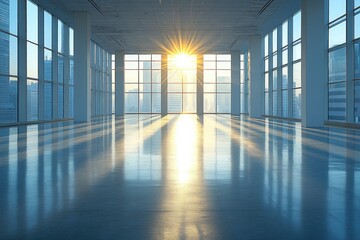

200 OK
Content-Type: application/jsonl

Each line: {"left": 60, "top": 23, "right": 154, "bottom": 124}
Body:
{"left": 203, "top": 54, "right": 231, "bottom": 113}
{"left": 124, "top": 54, "right": 161, "bottom": 113}
{"left": 263, "top": 10, "right": 301, "bottom": 119}
{"left": 355, "top": 0, "right": 360, "bottom": 122}
{"left": 43, "top": 10, "right": 52, "bottom": 120}
{"left": 240, "top": 53, "right": 249, "bottom": 114}
{"left": 69, "top": 27, "right": 74, "bottom": 118}
{"left": 90, "top": 41, "right": 112, "bottom": 116}
{"left": 0, "top": 0, "right": 18, "bottom": 123}
{"left": 168, "top": 54, "right": 197, "bottom": 113}
{"left": 27, "top": 0, "right": 39, "bottom": 121}
{"left": 111, "top": 54, "right": 115, "bottom": 114}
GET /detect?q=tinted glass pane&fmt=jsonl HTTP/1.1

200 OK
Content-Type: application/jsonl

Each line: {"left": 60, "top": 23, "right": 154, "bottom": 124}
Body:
{"left": 355, "top": 13, "right": 360, "bottom": 39}
{"left": 44, "top": 11, "right": 52, "bottom": 48}
{"left": 0, "top": 32, "right": 17, "bottom": 76}
{"left": 293, "top": 62, "right": 302, "bottom": 88}
{"left": 58, "top": 84, "right": 64, "bottom": 118}
{"left": 217, "top": 93, "right": 231, "bottom": 113}
{"left": 183, "top": 93, "right": 196, "bottom": 113}
{"left": 125, "top": 93, "right": 138, "bottom": 113}
{"left": 273, "top": 53, "right": 277, "bottom": 68}
{"left": 293, "top": 11, "right": 301, "bottom": 41}
{"left": 27, "top": 42, "right": 38, "bottom": 78}
{"left": 328, "top": 82, "right": 346, "bottom": 121}
{"left": 329, "top": 0, "right": 346, "bottom": 22}
{"left": 217, "top": 70, "right": 230, "bottom": 83}
{"left": 282, "top": 49, "right": 288, "bottom": 65}
{"left": 69, "top": 28, "right": 74, "bottom": 56}
{"left": 139, "top": 93, "right": 151, "bottom": 113}
{"left": 355, "top": 80, "right": 360, "bottom": 122}
{"left": 27, "top": 0, "right": 38, "bottom": 43}
{"left": 273, "top": 91, "right": 278, "bottom": 115}
{"left": 282, "top": 21, "right": 288, "bottom": 47}
{"left": 70, "top": 58, "right": 74, "bottom": 85}
{"left": 58, "top": 20, "right": 64, "bottom": 53}
{"left": 44, "top": 49, "right": 52, "bottom": 81}
{"left": 0, "top": 0, "right": 17, "bottom": 35}
{"left": 168, "top": 94, "right": 182, "bottom": 113}
{"left": 293, "top": 88, "right": 301, "bottom": 119}
{"left": 0, "top": 76, "right": 17, "bottom": 123}
{"left": 282, "top": 90, "right": 288, "bottom": 117}
{"left": 282, "top": 66, "right": 288, "bottom": 89}
{"left": 273, "top": 71, "right": 277, "bottom": 90}
{"left": 265, "top": 73, "right": 269, "bottom": 92}
{"left": 293, "top": 42, "right": 301, "bottom": 61}
{"left": 355, "top": 43, "right": 360, "bottom": 78}
{"left": 69, "top": 86, "right": 74, "bottom": 117}
{"left": 58, "top": 54, "right": 64, "bottom": 83}
{"left": 329, "top": 21, "right": 346, "bottom": 48}
{"left": 329, "top": 47, "right": 346, "bottom": 83}
{"left": 265, "top": 58, "right": 269, "bottom": 72}
{"left": 265, "top": 92, "right": 269, "bottom": 115}
{"left": 272, "top": 29, "right": 277, "bottom": 52}
{"left": 27, "top": 79, "right": 38, "bottom": 121}
{"left": 264, "top": 35, "right": 269, "bottom": 57}
{"left": 44, "top": 82, "right": 52, "bottom": 120}
{"left": 204, "top": 93, "right": 216, "bottom": 113}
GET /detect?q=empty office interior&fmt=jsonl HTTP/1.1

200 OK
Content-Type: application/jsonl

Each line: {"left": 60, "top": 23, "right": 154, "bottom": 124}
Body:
{"left": 0, "top": 0, "right": 359, "bottom": 239}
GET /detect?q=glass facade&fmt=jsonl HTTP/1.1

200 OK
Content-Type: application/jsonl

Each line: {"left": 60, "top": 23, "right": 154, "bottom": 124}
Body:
{"left": 263, "top": 11, "right": 302, "bottom": 119}
{"left": 168, "top": 55, "right": 197, "bottom": 113}
{"left": 90, "top": 41, "right": 112, "bottom": 116}
{"left": 124, "top": 54, "right": 161, "bottom": 113}
{"left": 0, "top": 0, "right": 18, "bottom": 123}
{"left": 203, "top": 54, "right": 231, "bottom": 113}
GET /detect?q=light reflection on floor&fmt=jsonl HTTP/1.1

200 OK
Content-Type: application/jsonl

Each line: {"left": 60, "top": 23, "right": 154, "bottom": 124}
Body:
{"left": 0, "top": 114, "right": 359, "bottom": 239}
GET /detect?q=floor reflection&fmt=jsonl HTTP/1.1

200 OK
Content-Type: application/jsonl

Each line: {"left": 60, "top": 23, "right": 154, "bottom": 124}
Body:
{"left": 0, "top": 115, "right": 359, "bottom": 239}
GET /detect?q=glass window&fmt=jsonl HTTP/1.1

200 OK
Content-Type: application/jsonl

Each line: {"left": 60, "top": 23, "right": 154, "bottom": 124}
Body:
{"left": 0, "top": 76, "right": 17, "bottom": 123}
{"left": 58, "top": 84, "right": 64, "bottom": 118}
{"left": 329, "top": 21, "right": 346, "bottom": 48}
{"left": 58, "top": 20, "right": 64, "bottom": 53}
{"left": 273, "top": 29, "right": 278, "bottom": 52}
{"left": 293, "top": 11, "right": 301, "bottom": 41}
{"left": 27, "top": 0, "right": 38, "bottom": 43}
{"left": 293, "top": 88, "right": 302, "bottom": 119}
{"left": 44, "top": 49, "right": 52, "bottom": 81}
{"left": 282, "top": 21, "right": 288, "bottom": 47}
{"left": 282, "top": 49, "right": 288, "bottom": 65}
{"left": 293, "top": 62, "right": 302, "bottom": 88}
{"left": 273, "top": 53, "right": 277, "bottom": 68}
{"left": 27, "top": 42, "right": 38, "bottom": 78}
{"left": 58, "top": 54, "right": 64, "bottom": 83}
{"left": 265, "top": 92, "right": 269, "bottom": 115}
{"left": 328, "top": 82, "right": 346, "bottom": 121}
{"left": 0, "top": 32, "right": 17, "bottom": 76}
{"left": 329, "top": 47, "right": 346, "bottom": 83}
{"left": 44, "top": 82, "right": 52, "bottom": 120}
{"left": 356, "top": 0, "right": 360, "bottom": 8}
{"left": 282, "top": 90, "right": 288, "bottom": 117}
{"left": 355, "top": 80, "right": 360, "bottom": 122}
{"left": 0, "top": 0, "right": 17, "bottom": 35}
{"left": 282, "top": 66, "right": 288, "bottom": 89}
{"left": 27, "top": 79, "right": 38, "bottom": 121}
{"left": 217, "top": 93, "right": 231, "bottom": 113}
{"left": 70, "top": 59, "right": 74, "bottom": 85}
{"left": 264, "top": 35, "right": 269, "bottom": 56}
{"left": 204, "top": 93, "right": 216, "bottom": 113}
{"left": 329, "top": 0, "right": 346, "bottom": 22}
{"left": 265, "top": 73, "right": 269, "bottom": 92}
{"left": 355, "top": 42, "right": 360, "bottom": 78}
{"left": 293, "top": 42, "right": 301, "bottom": 61}
{"left": 273, "top": 91, "right": 278, "bottom": 115}
{"left": 356, "top": 13, "right": 360, "bottom": 39}
{"left": 44, "top": 11, "right": 52, "bottom": 49}
{"left": 273, "top": 71, "right": 278, "bottom": 90}
{"left": 69, "top": 86, "right": 74, "bottom": 117}
{"left": 139, "top": 93, "right": 151, "bottom": 113}
{"left": 69, "top": 28, "right": 74, "bottom": 56}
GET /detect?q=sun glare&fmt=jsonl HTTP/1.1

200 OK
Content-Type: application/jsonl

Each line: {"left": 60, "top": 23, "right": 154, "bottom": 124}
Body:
{"left": 174, "top": 53, "right": 192, "bottom": 69}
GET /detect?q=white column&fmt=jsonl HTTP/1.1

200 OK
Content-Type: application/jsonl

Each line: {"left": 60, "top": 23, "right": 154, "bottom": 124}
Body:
{"left": 115, "top": 51, "right": 124, "bottom": 116}
{"left": 249, "top": 35, "right": 264, "bottom": 118}
{"left": 301, "top": 0, "right": 327, "bottom": 127}
{"left": 231, "top": 51, "right": 240, "bottom": 115}
{"left": 161, "top": 54, "right": 168, "bottom": 116}
{"left": 74, "top": 12, "right": 91, "bottom": 122}
{"left": 197, "top": 55, "right": 204, "bottom": 115}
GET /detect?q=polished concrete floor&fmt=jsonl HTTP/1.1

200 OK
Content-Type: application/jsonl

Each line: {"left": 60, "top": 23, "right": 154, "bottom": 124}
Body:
{"left": 0, "top": 114, "right": 359, "bottom": 239}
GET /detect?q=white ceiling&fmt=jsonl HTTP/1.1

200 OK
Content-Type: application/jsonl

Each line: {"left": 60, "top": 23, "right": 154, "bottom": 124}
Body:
{"left": 50, "top": 0, "right": 299, "bottom": 53}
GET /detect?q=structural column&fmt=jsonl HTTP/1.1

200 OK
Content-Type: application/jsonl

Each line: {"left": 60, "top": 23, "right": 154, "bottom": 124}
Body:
{"left": 115, "top": 51, "right": 125, "bottom": 116}
{"left": 301, "top": 0, "right": 326, "bottom": 127}
{"left": 74, "top": 12, "right": 91, "bottom": 122}
{"left": 231, "top": 51, "right": 241, "bottom": 115}
{"left": 249, "top": 35, "right": 263, "bottom": 118}
{"left": 161, "top": 54, "right": 168, "bottom": 116}
{"left": 18, "top": 0, "right": 27, "bottom": 122}
{"left": 197, "top": 55, "right": 204, "bottom": 115}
